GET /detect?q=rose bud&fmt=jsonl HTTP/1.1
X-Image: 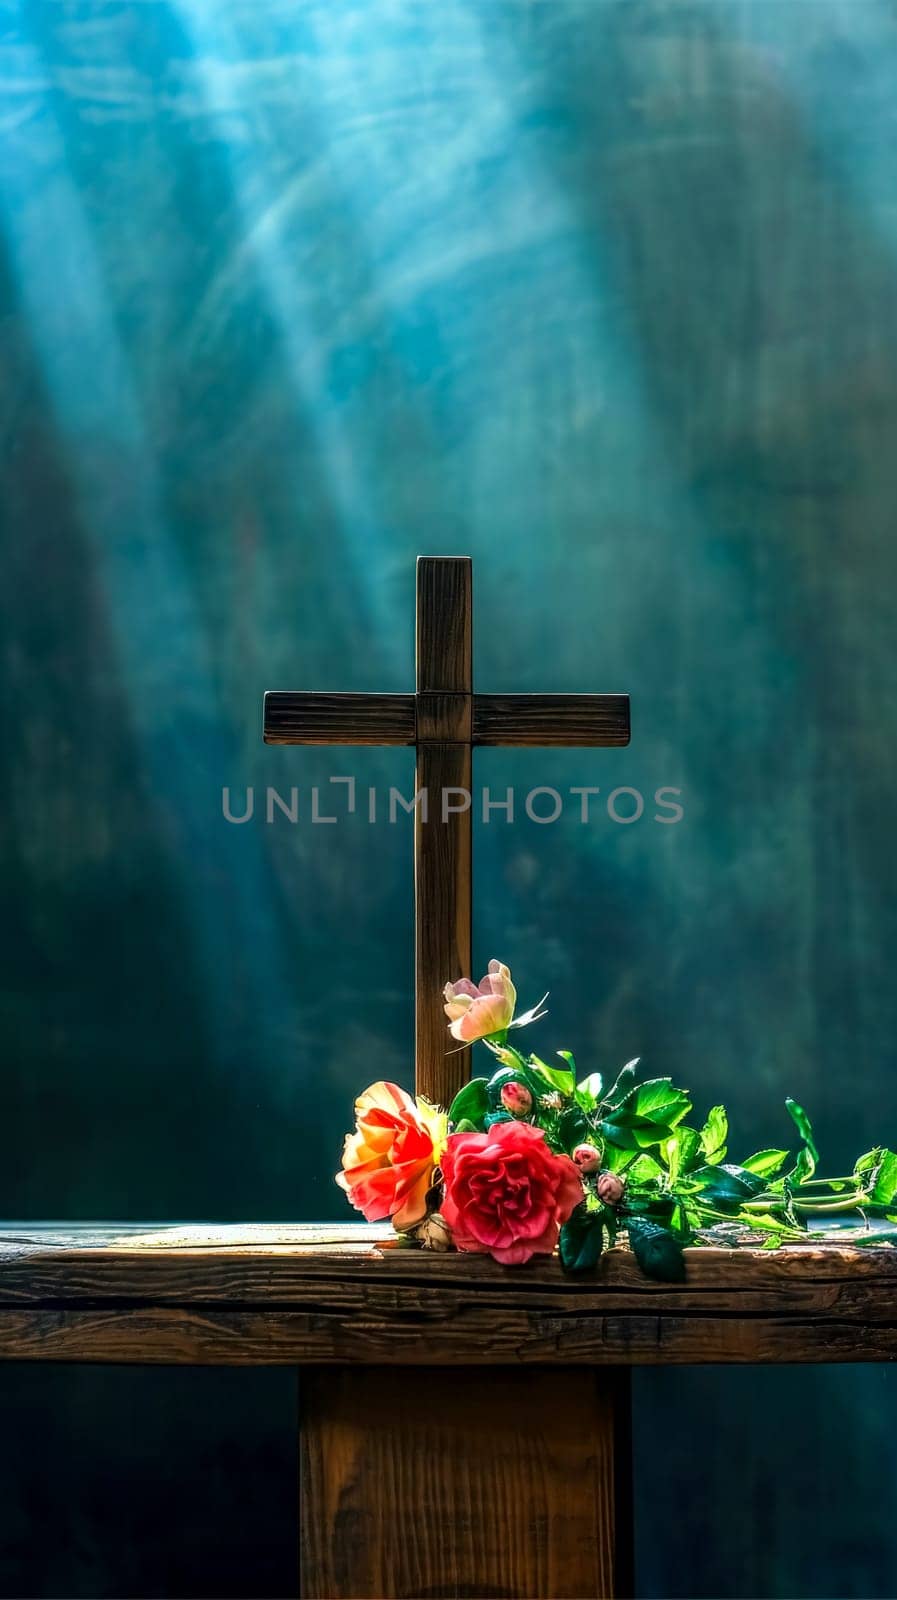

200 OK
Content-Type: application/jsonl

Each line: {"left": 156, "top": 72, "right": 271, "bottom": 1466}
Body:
{"left": 596, "top": 1170, "right": 625, "bottom": 1205}
{"left": 500, "top": 1081, "right": 533, "bottom": 1116}
{"left": 572, "top": 1144, "right": 602, "bottom": 1174}
{"left": 414, "top": 1212, "right": 453, "bottom": 1252}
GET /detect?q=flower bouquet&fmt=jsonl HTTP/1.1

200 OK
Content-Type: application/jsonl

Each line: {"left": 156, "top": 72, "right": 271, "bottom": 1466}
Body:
{"left": 337, "top": 960, "right": 897, "bottom": 1280}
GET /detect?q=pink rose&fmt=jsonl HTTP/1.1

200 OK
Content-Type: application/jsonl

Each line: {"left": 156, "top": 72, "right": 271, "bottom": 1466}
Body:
{"left": 441, "top": 1121, "right": 584, "bottom": 1265}
{"left": 443, "top": 959, "right": 516, "bottom": 1042}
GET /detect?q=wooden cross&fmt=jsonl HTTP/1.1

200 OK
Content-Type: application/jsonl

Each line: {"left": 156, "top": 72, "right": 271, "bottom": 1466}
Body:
{"left": 264, "top": 555, "right": 629, "bottom": 1107}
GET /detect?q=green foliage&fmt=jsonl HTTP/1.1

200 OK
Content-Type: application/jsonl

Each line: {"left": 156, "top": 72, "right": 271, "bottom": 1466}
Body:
{"left": 693, "top": 1163, "right": 766, "bottom": 1210}
{"left": 601, "top": 1077, "right": 692, "bottom": 1150}
{"left": 559, "top": 1204, "right": 605, "bottom": 1273}
{"left": 699, "top": 1105, "right": 728, "bottom": 1165}
{"left": 786, "top": 1097, "right": 819, "bottom": 1182}
{"left": 626, "top": 1217, "right": 686, "bottom": 1282}
{"left": 527, "top": 1053, "right": 576, "bottom": 1097}
{"left": 602, "top": 1058, "right": 640, "bottom": 1107}
{"left": 574, "top": 1071, "right": 604, "bottom": 1111}
{"left": 602, "top": 1142, "right": 640, "bottom": 1174}
{"left": 855, "top": 1148, "right": 897, "bottom": 1206}
{"left": 448, "top": 1078, "right": 489, "bottom": 1130}
{"left": 742, "top": 1148, "right": 790, "bottom": 1179}
{"left": 445, "top": 1034, "right": 897, "bottom": 1283}
{"left": 664, "top": 1127, "right": 702, "bottom": 1183}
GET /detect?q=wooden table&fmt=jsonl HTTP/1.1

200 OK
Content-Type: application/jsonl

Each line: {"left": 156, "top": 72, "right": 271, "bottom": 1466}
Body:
{"left": 1, "top": 1224, "right": 895, "bottom": 1599}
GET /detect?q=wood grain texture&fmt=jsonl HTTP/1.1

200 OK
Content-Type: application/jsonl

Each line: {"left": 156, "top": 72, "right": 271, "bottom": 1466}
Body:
{"left": 414, "top": 557, "right": 473, "bottom": 1105}
{"left": 473, "top": 693, "right": 631, "bottom": 746}
{"left": 0, "top": 1226, "right": 895, "bottom": 1366}
{"left": 415, "top": 740, "right": 472, "bottom": 1107}
{"left": 263, "top": 691, "right": 416, "bottom": 745}
{"left": 416, "top": 691, "right": 472, "bottom": 743}
{"left": 299, "top": 1367, "right": 629, "bottom": 1599}
{"left": 415, "top": 556, "right": 472, "bottom": 694}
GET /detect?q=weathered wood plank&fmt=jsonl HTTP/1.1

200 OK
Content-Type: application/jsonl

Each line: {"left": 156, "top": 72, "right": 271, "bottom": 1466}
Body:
{"left": 263, "top": 691, "right": 416, "bottom": 745}
{"left": 473, "top": 693, "right": 631, "bottom": 746}
{"left": 300, "top": 1367, "right": 629, "bottom": 1599}
{"left": 1, "top": 1304, "right": 896, "bottom": 1366}
{"left": 0, "top": 1226, "right": 895, "bottom": 1366}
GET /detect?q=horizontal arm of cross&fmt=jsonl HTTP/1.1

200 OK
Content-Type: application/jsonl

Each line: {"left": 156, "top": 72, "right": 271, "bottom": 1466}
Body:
{"left": 263, "top": 691, "right": 630, "bottom": 747}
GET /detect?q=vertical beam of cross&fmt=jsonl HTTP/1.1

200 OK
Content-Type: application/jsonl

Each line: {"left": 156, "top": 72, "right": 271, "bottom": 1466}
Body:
{"left": 264, "top": 555, "right": 630, "bottom": 1108}
{"left": 415, "top": 558, "right": 473, "bottom": 1104}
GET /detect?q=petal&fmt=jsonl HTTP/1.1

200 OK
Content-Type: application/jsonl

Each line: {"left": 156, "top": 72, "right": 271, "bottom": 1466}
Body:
{"left": 451, "top": 993, "right": 514, "bottom": 1041}
{"left": 391, "top": 1169, "right": 433, "bottom": 1232}
{"left": 445, "top": 978, "right": 480, "bottom": 1001}
{"left": 489, "top": 1219, "right": 558, "bottom": 1265}
{"left": 356, "top": 1081, "right": 416, "bottom": 1119}
{"left": 444, "top": 995, "right": 473, "bottom": 1022}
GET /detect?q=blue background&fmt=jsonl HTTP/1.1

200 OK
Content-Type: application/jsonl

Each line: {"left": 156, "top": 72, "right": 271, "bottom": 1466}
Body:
{"left": 2, "top": 1, "right": 897, "bottom": 1594}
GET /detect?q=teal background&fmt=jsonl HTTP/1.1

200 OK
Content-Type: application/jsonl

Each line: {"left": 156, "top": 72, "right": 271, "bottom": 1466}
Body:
{"left": 2, "top": 0, "right": 897, "bottom": 1594}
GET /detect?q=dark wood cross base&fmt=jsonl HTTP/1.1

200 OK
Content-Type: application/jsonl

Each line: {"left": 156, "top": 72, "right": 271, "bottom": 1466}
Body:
{"left": 2, "top": 1225, "right": 895, "bottom": 1599}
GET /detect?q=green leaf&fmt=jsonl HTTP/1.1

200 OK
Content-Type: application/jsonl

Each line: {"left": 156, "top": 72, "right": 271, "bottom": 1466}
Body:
{"left": 740, "top": 1210, "right": 798, "bottom": 1238}
{"left": 601, "top": 1078, "right": 692, "bottom": 1151}
{"left": 626, "top": 1153, "right": 666, "bottom": 1183}
{"left": 601, "top": 1118, "right": 676, "bottom": 1152}
{"left": 693, "top": 1163, "right": 766, "bottom": 1210}
{"left": 616, "top": 1078, "right": 692, "bottom": 1127}
{"left": 868, "top": 1150, "right": 897, "bottom": 1207}
{"left": 664, "top": 1127, "right": 702, "bottom": 1184}
{"left": 625, "top": 1191, "right": 676, "bottom": 1224}
{"left": 557, "top": 1050, "right": 577, "bottom": 1076}
{"left": 559, "top": 1204, "right": 605, "bottom": 1274}
{"left": 853, "top": 1148, "right": 897, "bottom": 1207}
{"left": 453, "top": 1118, "right": 478, "bottom": 1133}
{"left": 603, "top": 1142, "right": 640, "bottom": 1174}
{"left": 786, "top": 1098, "right": 819, "bottom": 1182}
{"left": 556, "top": 1104, "right": 590, "bottom": 1151}
{"left": 603, "top": 1058, "right": 641, "bottom": 1108}
{"left": 626, "top": 1217, "right": 686, "bottom": 1282}
{"left": 527, "top": 1054, "right": 575, "bottom": 1097}
{"left": 448, "top": 1078, "right": 489, "bottom": 1130}
{"left": 855, "top": 1148, "right": 882, "bottom": 1178}
{"left": 575, "top": 1071, "right": 604, "bottom": 1111}
{"left": 742, "top": 1148, "right": 790, "bottom": 1179}
{"left": 699, "top": 1105, "right": 728, "bottom": 1166}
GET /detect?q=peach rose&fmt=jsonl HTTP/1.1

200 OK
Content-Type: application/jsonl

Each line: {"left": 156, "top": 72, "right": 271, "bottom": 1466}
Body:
{"left": 443, "top": 959, "right": 517, "bottom": 1042}
{"left": 336, "top": 1081, "right": 447, "bottom": 1232}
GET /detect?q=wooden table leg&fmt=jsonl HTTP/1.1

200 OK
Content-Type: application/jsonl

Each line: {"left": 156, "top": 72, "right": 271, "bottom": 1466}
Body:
{"left": 299, "top": 1367, "right": 633, "bottom": 1600}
